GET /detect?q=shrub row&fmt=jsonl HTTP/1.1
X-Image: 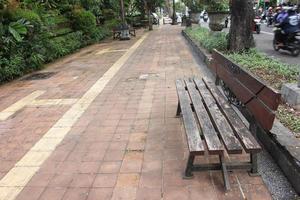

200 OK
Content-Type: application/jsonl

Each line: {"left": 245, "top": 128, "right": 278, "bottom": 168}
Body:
{"left": 185, "top": 27, "right": 227, "bottom": 53}
{"left": 0, "top": 8, "right": 111, "bottom": 83}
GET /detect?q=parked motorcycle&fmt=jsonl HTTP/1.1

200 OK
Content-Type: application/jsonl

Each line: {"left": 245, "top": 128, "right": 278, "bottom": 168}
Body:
{"left": 253, "top": 17, "right": 261, "bottom": 34}
{"left": 273, "top": 28, "right": 300, "bottom": 56}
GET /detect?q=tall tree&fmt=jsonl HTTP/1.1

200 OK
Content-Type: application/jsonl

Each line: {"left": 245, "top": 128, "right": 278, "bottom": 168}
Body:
{"left": 228, "top": 0, "right": 255, "bottom": 51}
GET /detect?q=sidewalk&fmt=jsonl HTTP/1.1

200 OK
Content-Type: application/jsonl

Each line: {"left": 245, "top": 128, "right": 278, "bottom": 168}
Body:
{"left": 0, "top": 25, "right": 271, "bottom": 200}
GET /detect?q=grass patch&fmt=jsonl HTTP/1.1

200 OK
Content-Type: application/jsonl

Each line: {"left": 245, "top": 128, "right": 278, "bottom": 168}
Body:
{"left": 185, "top": 27, "right": 227, "bottom": 53}
{"left": 226, "top": 49, "right": 299, "bottom": 90}
{"left": 277, "top": 104, "right": 300, "bottom": 135}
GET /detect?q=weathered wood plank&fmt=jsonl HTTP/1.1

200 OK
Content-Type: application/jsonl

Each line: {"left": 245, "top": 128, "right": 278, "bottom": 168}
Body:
{"left": 184, "top": 79, "right": 223, "bottom": 155}
{"left": 193, "top": 78, "right": 243, "bottom": 154}
{"left": 215, "top": 61, "right": 276, "bottom": 130}
{"left": 176, "top": 79, "right": 205, "bottom": 155}
{"left": 202, "top": 78, "right": 261, "bottom": 153}
{"left": 213, "top": 50, "right": 281, "bottom": 111}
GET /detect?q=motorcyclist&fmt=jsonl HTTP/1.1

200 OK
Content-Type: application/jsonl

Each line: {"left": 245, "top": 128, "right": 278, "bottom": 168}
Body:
{"left": 267, "top": 7, "right": 274, "bottom": 26}
{"left": 275, "top": 7, "right": 300, "bottom": 47}
{"left": 273, "top": 6, "right": 282, "bottom": 24}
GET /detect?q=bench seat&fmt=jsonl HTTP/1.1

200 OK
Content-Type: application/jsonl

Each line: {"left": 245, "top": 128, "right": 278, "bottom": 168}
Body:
{"left": 176, "top": 77, "right": 262, "bottom": 191}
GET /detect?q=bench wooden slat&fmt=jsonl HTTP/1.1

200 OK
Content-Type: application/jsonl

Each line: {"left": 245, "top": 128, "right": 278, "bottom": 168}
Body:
{"left": 212, "top": 51, "right": 281, "bottom": 110}
{"left": 215, "top": 61, "right": 275, "bottom": 130}
{"left": 176, "top": 80, "right": 205, "bottom": 155}
{"left": 193, "top": 78, "right": 243, "bottom": 154}
{"left": 184, "top": 79, "right": 223, "bottom": 155}
{"left": 202, "top": 78, "right": 261, "bottom": 153}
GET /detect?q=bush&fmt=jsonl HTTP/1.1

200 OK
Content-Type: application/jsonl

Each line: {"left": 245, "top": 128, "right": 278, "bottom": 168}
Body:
{"left": 10, "top": 8, "right": 42, "bottom": 33}
{"left": 0, "top": 55, "right": 26, "bottom": 82}
{"left": 89, "top": 26, "right": 109, "bottom": 42}
{"left": 104, "top": 18, "right": 121, "bottom": 30}
{"left": 45, "top": 31, "right": 83, "bottom": 61}
{"left": 185, "top": 27, "right": 227, "bottom": 52}
{"left": 71, "top": 9, "right": 96, "bottom": 34}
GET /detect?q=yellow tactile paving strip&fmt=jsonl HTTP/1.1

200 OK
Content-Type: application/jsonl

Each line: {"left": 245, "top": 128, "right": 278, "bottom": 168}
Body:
{"left": 95, "top": 48, "right": 128, "bottom": 55}
{"left": 0, "top": 33, "right": 148, "bottom": 200}
{"left": 0, "top": 91, "right": 78, "bottom": 121}
{"left": 0, "top": 90, "right": 45, "bottom": 121}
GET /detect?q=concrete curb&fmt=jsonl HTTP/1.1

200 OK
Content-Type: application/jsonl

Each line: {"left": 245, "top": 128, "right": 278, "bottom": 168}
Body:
{"left": 182, "top": 29, "right": 300, "bottom": 195}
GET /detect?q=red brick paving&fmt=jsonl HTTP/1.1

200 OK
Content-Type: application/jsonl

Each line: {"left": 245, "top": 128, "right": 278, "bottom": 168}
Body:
{"left": 0, "top": 26, "right": 272, "bottom": 199}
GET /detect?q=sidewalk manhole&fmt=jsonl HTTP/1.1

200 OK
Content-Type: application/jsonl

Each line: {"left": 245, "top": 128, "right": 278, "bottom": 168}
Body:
{"left": 22, "top": 72, "right": 57, "bottom": 81}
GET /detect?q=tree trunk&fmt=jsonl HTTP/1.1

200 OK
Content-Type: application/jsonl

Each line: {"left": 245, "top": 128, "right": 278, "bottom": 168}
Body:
{"left": 228, "top": 0, "right": 255, "bottom": 52}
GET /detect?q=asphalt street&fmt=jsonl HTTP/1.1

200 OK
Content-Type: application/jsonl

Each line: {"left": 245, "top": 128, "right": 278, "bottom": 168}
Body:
{"left": 199, "top": 21, "right": 300, "bottom": 66}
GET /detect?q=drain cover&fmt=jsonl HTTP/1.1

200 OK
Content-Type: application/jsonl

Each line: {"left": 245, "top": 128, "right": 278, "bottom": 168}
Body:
{"left": 22, "top": 72, "right": 57, "bottom": 81}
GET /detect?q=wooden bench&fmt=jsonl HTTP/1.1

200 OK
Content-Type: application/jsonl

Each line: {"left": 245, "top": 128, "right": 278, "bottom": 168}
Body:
{"left": 176, "top": 78, "right": 261, "bottom": 191}
{"left": 176, "top": 51, "right": 281, "bottom": 191}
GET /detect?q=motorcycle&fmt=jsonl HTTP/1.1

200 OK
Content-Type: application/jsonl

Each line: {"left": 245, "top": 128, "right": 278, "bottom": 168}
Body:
{"left": 273, "top": 28, "right": 300, "bottom": 56}
{"left": 266, "top": 15, "right": 273, "bottom": 26}
{"left": 253, "top": 17, "right": 261, "bottom": 34}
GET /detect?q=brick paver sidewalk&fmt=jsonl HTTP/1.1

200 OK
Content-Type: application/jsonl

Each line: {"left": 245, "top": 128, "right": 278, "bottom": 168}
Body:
{"left": 0, "top": 26, "right": 271, "bottom": 200}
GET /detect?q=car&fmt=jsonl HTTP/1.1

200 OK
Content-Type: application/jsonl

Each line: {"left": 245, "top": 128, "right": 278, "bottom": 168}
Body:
{"left": 163, "top": 16, "right": 172, "bottom": 24}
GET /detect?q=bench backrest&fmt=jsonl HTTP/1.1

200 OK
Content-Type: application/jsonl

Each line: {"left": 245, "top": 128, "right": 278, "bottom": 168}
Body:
{"left": 210, "top": 50, "right": 281, "bottom": 131}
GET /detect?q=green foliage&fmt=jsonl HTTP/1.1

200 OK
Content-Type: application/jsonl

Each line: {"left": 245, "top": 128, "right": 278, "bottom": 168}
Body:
{"left": 8, "top": 19, "right": 29, "bottom": 41}
{"left": 226, "top": 49, "right": 299, "bottom": 89}
{"left": 45, "top": 31, "right": 83, "bottom": 61}
{"left": 277, "top": 105, "right": 300, "bottom": 133}
{"left": 71, "top": 9, "right": 96, "bottom": 33}
{"left": 185, "top": 27, "right": 227, "bottom": 52}
{"left": 182, "top": 0, "right": 203, "bottom": 12}
{"left": 104, "top": 18, "right": 121, "bottom": 30}
{"left": 10, "top": 9, "right": 42, "bottom": 32}
{"left": 0, "top": 54, "right": 25, "bottom": 82}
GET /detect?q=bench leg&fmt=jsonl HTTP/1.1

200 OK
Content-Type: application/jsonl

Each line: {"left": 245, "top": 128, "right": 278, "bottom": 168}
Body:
{"left": 219, "top": 154, "right": 231, "bottom": 191}
{"left": 249, "top": 152, "right": 259, "bottom": 176}
{"left": 176, "top": 102, "right": 181, "bottom": 117}
{"left": 183, "top": 154, "right": 195, "bottom": 179}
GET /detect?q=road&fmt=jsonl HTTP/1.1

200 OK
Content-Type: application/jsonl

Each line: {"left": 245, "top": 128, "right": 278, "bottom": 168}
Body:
{"left": 200, "top": 21, "right": 300, "bottom": 66}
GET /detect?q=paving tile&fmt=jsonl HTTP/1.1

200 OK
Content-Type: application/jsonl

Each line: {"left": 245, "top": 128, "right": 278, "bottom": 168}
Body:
{"left": 93, "top": 174, "right": 117, "bottom": 188}
{"left": 78, "top": 162, "right": 101, "bottom": 174}
{"left": 15, "top": 187, "right": 45, "bottom": 200}
{"left": 39, "top": 187, "right": 67, "bottom": 200}
{"left": 120, "top": 160, "right": 143, "bottom": 173}
{"left": 111, "top": 187, "right": 137, "bottom": 200}
{"left": 62, "top": 188, "right": 89, "bottom": 200}
{"left": 116, "top": 173, "right": 140, "bottom": 187}
{"left": 99, "top": 162, "right": 122, "bottom": 173}
{"left": 70, "top": 173, "right": 96, "bottom": 187}
{"left": 103, "top": 150, "right": 125, "bottom": 161}
{"left": 136, "top": 187, "right": 162, "bottom": 200}
{"left": 163, "top": 186, "right": 189, "bottom": 200}
{"left": 48, "top": 173, "right": 73, "bottom": 187}
{"left": 87, "top": 188, "right": 113, "bottom": 200}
